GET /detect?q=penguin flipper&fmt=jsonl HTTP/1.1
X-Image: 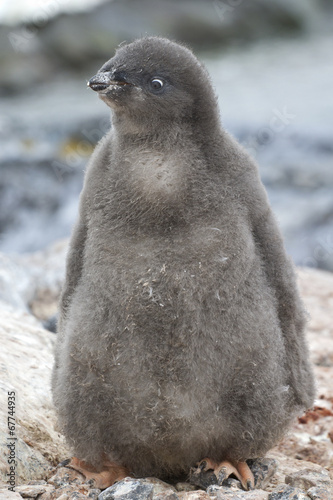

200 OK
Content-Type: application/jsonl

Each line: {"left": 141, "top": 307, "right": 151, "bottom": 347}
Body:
{"left": 58, "top": 133, "right": 112, "bottom": 333}
{"left": 58, "top": 217, "right": 87, "bottom": 329}
{"left": 190, "top": 458, "right": 254, "bottom": 491}
{"left": 237, "top": 161, "right": 315, "bottom": 408}
{"left": 65, "top": 456, "right": 131, "bottom": 490}
{"left": 250, "top": 205, "right": 315, "bottom": 407}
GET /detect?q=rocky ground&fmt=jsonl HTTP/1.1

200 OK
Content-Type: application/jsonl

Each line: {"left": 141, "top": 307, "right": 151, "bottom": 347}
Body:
{"left": 0, "top": 242, "right": 332, "bottom": 499}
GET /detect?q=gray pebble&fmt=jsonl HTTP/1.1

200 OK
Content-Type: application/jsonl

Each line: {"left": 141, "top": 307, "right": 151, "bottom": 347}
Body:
{"left": 268, "top": 484, "right": 309, "bottom": 500}
{"left": 98, "top": 478, "right": 154, "bottom": 500}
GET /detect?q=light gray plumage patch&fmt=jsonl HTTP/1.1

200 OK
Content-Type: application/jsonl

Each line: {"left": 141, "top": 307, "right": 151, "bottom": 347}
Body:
{"left": 128, "top": 152, "right": 182, "bottom": 201}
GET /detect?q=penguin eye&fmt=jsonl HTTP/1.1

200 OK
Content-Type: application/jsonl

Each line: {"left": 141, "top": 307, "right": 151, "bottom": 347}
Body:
{"left": 149, "top": 78, "right": 164, "bottom": 92}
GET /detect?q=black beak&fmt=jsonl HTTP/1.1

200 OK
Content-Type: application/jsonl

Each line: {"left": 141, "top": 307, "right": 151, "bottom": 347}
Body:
{"left": 88, "top": 71, "right": 132, "bottom": 92}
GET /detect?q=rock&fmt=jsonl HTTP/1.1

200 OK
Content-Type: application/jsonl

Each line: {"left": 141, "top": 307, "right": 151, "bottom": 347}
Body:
{"left": 268, "top": 484, "right": 309, "bottom": 499}
{"left": 205, "top": 485, "right": 222, "bottom": 497}
{"left": 207, "top": 484, "right": 269, "bottom": 498}
{"left": 27, "top": 479, "right": 48, "bottom": 484}
{"left": 0, "top": 241, "right": 67, "bottom": 318}
{"left": 0, "top": 490, "right": 23, "bottom": 499}
{"left": 15, "top": 239, "right": 68, "bottom": 320}
{"left": 39, "top": 467, "right": 99, "bottom": 498}
{"left": 98, "top": 477, "right": 178, "bottom": 499}
{"left": 208, "top": 478, "right": 242, "bottom": 492}
{"left": 298, "top": 268, "right": 333, "bottom": 372}
{"left": 189, "top": 465, "right": 220, "bottom": 490}
{"left": 285, "top": 468, "right": 332, "bottom": 492}
{"left": 43, "top": 313, "right": 58, "bottom": 333}
{"left": 98, "top": 477, "right": 154, "bottom": 500}
{"left": 143, "top": 477, "right": 178, "bottom": 497}
{"left": 0, "top": 253, "right": 33, "bottom": 310}
{"left": 177, "top": 492, "right": 210, "bottom": 499}
{"left": 41, "top": 483, "right": 91, "bottom": 499}
{"left": 237, "top": 491, "right": 269, "bottom": 499}
{"left": 48, "top": 466, "right": 86, "bottom": 488}
{"left": 15, "top": 483, "right": 55, "bottom": 497}
{"left": 154, "top": 491, "right": 179, "bottom": 500}
{"left": 175, "top": 483, "right": 197, "bottom": 492}
{"left": 0, "top": 297, "right": 69, "bottom": 486}
{"left": 307, "top": 486, "right": 333, "bottom": 499}
{"left": 265, "top": 452, "right": 332, "bottom": 492}
{"left": 247, "top": 458, "right": 279, "bottom": 489}
{"left": 206, "top": 480, "right": 240, "bottom": 496}
{"left": 88, "top": 490, "right": 102, "bottom": 500}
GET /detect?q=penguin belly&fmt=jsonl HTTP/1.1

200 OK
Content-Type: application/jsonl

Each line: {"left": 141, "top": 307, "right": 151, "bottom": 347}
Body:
{"left": 53, "top": 225, "right": 293, "bottom": 478}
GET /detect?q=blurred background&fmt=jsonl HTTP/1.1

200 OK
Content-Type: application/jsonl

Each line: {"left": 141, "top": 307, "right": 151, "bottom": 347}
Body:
{"left": 0, "top": 0, "right": 332, "bottom": 270}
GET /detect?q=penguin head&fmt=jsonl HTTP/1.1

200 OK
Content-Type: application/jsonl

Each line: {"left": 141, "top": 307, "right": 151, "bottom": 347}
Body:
{"left": 88, "top": 37, "right": 219, "bottom": 130}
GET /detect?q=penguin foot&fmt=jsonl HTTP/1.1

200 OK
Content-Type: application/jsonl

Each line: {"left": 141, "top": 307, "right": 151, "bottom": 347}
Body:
{"left": 190, "top": 458, "right": 254, "bottom": 491}
{"left": 65, "top": 456, "right": 131, "bottom": 490}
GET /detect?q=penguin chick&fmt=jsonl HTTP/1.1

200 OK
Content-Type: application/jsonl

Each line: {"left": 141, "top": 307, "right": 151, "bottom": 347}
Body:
{"left": 52, "top": 37, "right": 315, "bottom": 491}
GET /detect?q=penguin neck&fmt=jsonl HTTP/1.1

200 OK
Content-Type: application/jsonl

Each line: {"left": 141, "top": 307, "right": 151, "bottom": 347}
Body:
{"left": 111, "top": 112, "right": 191, "bottom": 145}
{"left": 108, "top": 118, "right": 211, "bottom": 232}
{"left": 110, "top": 109, "right": 221, "bottom": 151}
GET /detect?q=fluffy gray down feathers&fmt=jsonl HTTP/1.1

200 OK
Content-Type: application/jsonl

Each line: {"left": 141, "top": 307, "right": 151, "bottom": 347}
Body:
{"left": 52, "top": 37, "right": 315, "bottom": 480}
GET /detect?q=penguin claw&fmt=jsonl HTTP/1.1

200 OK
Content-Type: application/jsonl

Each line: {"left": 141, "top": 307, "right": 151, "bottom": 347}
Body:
{"left": 57, "top": 458, "right": 71, "bottom": 468}
{"left": 64, "top": 456, "right": 131, "bottom": 490}
{"left": 199, "top": 460, "right": 208, "bottom": 471}
{"left": 216, "top": 465, "right": 229, "bottom": 484}
{"left": 190, "top": 458, "right": 255, "bottom": 491}
{"left": 246, "top": 478, "right": 254, "bottom": 490}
